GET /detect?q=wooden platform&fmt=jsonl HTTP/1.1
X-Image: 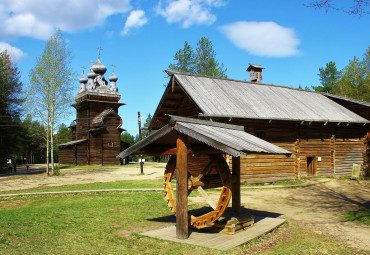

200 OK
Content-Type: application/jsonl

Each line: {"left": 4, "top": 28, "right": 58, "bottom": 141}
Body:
{"left": 141, "top": 216, "right": 286, "bottom": 250}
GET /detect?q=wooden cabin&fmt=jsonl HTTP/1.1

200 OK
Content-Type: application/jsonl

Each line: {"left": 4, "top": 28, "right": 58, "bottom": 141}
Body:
{"left": 149, "top": 68, "right": 369, "bottom": 183}
{"left": 58, "top": 58, "right": 125, "bottom": 165}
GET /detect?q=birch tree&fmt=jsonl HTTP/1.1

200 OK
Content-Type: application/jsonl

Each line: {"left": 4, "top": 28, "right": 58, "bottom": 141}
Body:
{"left": 28, "top": 30, "right": 74, "bottom": 175}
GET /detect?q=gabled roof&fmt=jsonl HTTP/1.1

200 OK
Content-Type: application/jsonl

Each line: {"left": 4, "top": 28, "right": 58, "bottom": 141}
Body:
{"left": 118, "top": 116, "right": 291, "bottom": 159}
{"left": 162, "top": 71, "right": 368, "bottom": 124}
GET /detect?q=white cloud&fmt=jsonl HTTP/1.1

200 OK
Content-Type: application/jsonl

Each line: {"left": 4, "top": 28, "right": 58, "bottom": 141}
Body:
{"left": 156, "top": 0, "right": 225, "bottom": 28}
{"left": 220, "top": 21, "right": 300, "bottom": 57}
{"left": 0, "top": 0, "right": 132, "bottom": 40}
{"left": 0, "top": 42, "right": 26, "bottom": 62}
{"left": 121, "top": 10, "right": 148, "bottom": 35}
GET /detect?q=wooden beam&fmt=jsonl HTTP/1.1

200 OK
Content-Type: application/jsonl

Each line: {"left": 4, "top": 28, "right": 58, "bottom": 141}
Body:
{"left": 176, "top": 133, "right": 188, "bottom": 239}
{"left": 232, "top": 156, "right": 241, "bottom": 214}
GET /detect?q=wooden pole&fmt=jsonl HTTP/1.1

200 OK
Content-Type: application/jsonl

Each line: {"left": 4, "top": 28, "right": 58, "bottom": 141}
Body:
{"left": 138, "top": 112, "right": 144, "bottom": 174}
{"left": 176, "top": 133, "right": 188, "bottom": 239}
{"left": 232, "top": 156, "right": 241, "bottom": 214}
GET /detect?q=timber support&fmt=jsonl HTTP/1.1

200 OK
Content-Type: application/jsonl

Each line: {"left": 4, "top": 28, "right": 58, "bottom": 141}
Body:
{"left": 176, "top": 133, "right": 188, "bottom": 239}
{"left": 232, "top": 156, "right": 241, "bottom": 214}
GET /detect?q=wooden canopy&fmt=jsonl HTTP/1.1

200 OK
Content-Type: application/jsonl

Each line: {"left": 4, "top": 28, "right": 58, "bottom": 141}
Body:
{"left": 118, "top": 115, "right": 291, "bottom": 159}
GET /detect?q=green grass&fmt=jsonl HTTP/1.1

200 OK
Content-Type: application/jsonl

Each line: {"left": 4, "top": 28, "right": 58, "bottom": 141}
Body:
{"left": 343, "top": 209, "right": 370, "bottom": 225}
{"left": 240, "top": 178, "right": 310, "bottom": 187}
{"left": 0, "top": 179, "right": 163, "bottom": 195}
{"left": 0, "top": 190, "right": 364, "bottom": 255}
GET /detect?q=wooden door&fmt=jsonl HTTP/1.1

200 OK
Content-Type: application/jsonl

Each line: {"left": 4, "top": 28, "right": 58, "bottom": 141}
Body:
{"left": 306, "top": 156, "right": 316, "bottom": 176}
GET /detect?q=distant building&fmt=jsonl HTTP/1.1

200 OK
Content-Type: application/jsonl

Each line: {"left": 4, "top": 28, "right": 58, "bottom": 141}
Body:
{"left": 58, "top": 56, "right": 125, "bottom": 165}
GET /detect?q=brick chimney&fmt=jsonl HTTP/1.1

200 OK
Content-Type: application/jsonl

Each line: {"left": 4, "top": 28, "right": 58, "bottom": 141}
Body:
{"left": 247, "top": 64, "right": 264, "bottom": 83}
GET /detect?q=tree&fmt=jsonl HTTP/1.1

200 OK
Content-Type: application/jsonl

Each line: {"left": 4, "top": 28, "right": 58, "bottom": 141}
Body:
{"left": 308, "top": 0, "right": 369, "bottom": 16}
{"left": 168, "top": 41, "right": 195, "bottom": 74}
{"left": 338, "top": 56, "right": 369, "bottom": 101}
{"left": 168, "top": 37, "right": 227, "bottom": 78}
{"left": 121, "top": 131, "right": 135, "bottom": 145}
{"left": 21, "top": 114, "right": 46, "bottom": 164}
{"left": 28, "top": 30, "right": 75, "bottom": 175}
{"left": 313, "top": 46, "right": 370, "bottom": 102}
{"left": 312, "top": 61, "right": 340, "bottom": 93}
{"left": 0, "top": 51, "right": 23, "bottom": 170}
{"left": 195, "top": 37, "right": 227, "bottom": 78}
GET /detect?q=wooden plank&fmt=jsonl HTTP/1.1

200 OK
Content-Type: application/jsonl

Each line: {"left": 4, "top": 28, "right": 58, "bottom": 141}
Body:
{"left": 141, "top": 217, "right": 286, "bottom": 250}
{"left": 232, "top": 156, "right": 241, "bottom": 214}
{"left": 176, "top": 133, "right": 188, "bottom": 239}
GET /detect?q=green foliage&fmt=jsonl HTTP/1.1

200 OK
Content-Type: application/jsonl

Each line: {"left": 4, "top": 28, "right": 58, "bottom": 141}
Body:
{"left": 168, "top": 37, "right": 227, "bottom": 78}
{"left": 313, "top": 46, "right": 370, "bottom": 102}
{"left": 121, "top": 131, "right": 135, "bottom": 145}
{"left": 20, "top": 114, "right": 46, "bottom": 164}
{"left": 312, "top": 61, "right": 340, "bottom": 93}
{"left": 141, "top": 113, "right": 152, "bottom": 138}
{"left": 343, "top": 209, "right": 370, "bottom": 225}
{"left": 168, "top": 41, "right": 195, "bottom": 73}
{"left": 28, "top": 29, "right": 75, "bottom": 174}
{"left": 195, "top": 37, "right": 227, "bottom": 78}
{"left": 0, "top": 51, "right": 23, "bottom": 169}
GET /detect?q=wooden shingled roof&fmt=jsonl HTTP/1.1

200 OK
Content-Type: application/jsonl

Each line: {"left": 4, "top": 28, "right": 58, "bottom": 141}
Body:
{"left": 118, "top": 115, "right": 291, "bottom": 159}
{"left": 150, "top": 71, "right": 368, "bottom": 130}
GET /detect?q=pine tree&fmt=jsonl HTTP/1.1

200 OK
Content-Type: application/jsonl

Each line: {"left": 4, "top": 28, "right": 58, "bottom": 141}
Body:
{"left": 0, "top": 51, "right": 23, "bottom": 170}
{"left": 312, "top": 61, "right": 340, "bottom": 93}
{"left": 195, "top": 37, "right": 227, "bottom": 78}
{"left": 168, "top": 37, "right": 227, "bottom": 78}
{"left": 168, "top": 41, "right": 195, "bottom": 73}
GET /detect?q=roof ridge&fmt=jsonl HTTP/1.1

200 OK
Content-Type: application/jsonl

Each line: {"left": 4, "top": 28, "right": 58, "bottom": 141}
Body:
{"left": 166, "top": 115, "right": 244, "bottom": 131}
{"left": 323, "top": 93, "right": 370, "bottom": 107}
{"left": 165, "top": 69, "right": 322, "bottom": 95}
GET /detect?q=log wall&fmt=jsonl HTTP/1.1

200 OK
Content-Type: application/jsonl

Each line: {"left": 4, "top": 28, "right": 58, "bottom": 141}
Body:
{"left": 58, "top": 147, "right": 74, "bottom": 165}
{"left": 102, "top": 116, "right": 121, "bottom": 165}
{"left": 222, "top": 119, "right": 368, "bottom": 184}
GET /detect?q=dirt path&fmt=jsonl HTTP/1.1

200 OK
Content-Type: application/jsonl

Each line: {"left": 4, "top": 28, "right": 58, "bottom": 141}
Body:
{"left": 0, "top": 163, "right": 165, "bottom": 192}
{"left": 0, "top": 165, "right": 369, "bottom": 250}
{"left": 239, "top": 179, "right": 370, "bottom": 251}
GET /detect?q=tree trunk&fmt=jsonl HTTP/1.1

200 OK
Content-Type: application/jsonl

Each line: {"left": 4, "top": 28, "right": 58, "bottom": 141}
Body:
{"left": 46, "top": 110, "right": 50, "bottom": 175}
{"left": 50, "top": 110, "right": 54, "bottom": 175}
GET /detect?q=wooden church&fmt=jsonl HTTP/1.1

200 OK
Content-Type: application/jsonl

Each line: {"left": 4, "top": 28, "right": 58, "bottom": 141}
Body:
{"left": 148, "top": 65, "right": 370, "bottom": 183}
{"left": 58, "top": 54, "right": 125, "bottom": 165}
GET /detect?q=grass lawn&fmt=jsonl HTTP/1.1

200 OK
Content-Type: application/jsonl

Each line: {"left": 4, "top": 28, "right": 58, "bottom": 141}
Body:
{"left": 0, "top": 189, "right": 365, "bottom": 255}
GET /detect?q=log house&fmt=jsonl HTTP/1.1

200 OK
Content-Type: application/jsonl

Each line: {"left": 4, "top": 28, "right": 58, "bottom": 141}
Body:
{"left": 149, "top": 68, "right": 369, "bottom": 183}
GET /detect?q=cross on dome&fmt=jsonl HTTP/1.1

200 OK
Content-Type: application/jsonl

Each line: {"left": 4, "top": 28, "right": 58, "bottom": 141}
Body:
{"left": 97, "top": 46, "right": 103, "bottom": 59}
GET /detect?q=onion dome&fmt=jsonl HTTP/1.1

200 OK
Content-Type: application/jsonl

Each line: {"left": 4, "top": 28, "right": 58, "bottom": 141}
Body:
{"left": 109, "top": 72, "right": 118, "bottom": 82}
{"left": 91, "top": 59, "right": 107, "bottom": 75}
{"left": 79, "top": 74, "right": 88, "bottom": 84}
{"left": 87, "top": 69, "right": 97, "bottom": 79}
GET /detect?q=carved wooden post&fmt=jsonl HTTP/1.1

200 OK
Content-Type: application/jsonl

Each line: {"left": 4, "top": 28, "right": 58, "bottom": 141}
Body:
{"left": 232, "top": 156, "right": 241, "bottom": 214}
{"left": 176, "top": 133, "right": 188, "bottom": 239}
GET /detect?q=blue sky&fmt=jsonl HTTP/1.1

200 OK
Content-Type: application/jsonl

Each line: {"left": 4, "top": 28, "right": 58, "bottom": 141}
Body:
{"left": 0, "top": 0, "right": 369, "bottom": 136}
